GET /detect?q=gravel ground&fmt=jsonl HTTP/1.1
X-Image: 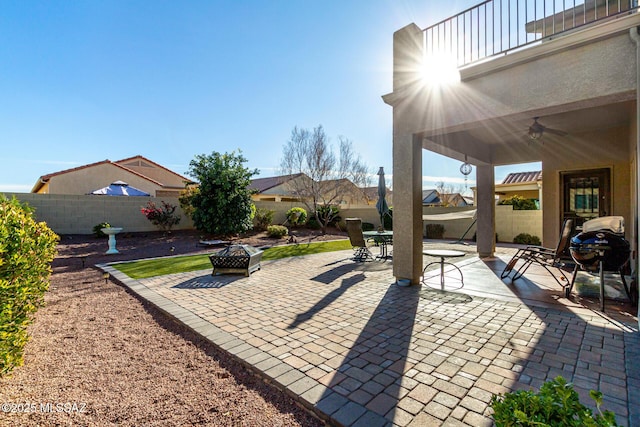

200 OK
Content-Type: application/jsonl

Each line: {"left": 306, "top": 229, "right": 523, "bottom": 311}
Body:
{"left": 0, "top": 229, "right": 346, "bottom": 427}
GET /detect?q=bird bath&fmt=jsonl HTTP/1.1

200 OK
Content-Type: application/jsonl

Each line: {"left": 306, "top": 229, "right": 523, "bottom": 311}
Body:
{"left": 101, "top": 227, "right": 123, "bottom": 254}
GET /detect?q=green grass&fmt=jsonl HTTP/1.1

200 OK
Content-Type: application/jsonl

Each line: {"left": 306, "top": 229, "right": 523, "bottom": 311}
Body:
{"left": 112, "top": 239, "right": 351, "bottom": 279}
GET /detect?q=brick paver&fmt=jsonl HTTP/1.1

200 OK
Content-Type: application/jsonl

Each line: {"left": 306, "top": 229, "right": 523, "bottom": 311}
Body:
{"left": 102, "top": 244, "right": 639, "bottom": 426}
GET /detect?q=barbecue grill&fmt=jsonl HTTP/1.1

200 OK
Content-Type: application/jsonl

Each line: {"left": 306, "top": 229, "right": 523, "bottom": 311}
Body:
{"left": 567, "top": 216, "right": 635, "bottom": 310}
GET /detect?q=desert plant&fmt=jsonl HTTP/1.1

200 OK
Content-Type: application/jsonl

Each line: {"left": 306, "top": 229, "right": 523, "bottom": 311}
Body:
{"left": 254, "top": 208, "right": 275, "bottom": 231}
{"left": 141, "top": 201, "right": 181, "bottom": 233}
{"left": 267, "top": 225, "right": 288, "bottom": 238}
{"left": 286, "top": 207, "right": 307, "bottom": 226}
{"left": 93, "top": 222, "right": 111, "bottom": 238}
{"left": 491, "top": 376, "right": 618, "bottom": 426}
{"left": 513, "top": 233, "right": 541, "bottom": 246}
{"left": 425, "top": 223, "right": 445, "bottom": 239}
{"left": 314, "top": 205, "right": 341, "bottom": 227}
{"left": 1, "top": 195, "right": 59, "bottom": 375}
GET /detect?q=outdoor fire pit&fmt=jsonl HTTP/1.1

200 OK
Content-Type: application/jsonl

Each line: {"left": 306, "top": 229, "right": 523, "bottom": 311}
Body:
{"left": 209, "top": 244, "right": 263, "bottom": 276}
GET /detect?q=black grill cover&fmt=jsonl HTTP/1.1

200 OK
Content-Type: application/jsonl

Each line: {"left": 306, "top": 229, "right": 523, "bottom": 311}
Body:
{"left": 569, "top": 231, "right": 630, "bottom": 271}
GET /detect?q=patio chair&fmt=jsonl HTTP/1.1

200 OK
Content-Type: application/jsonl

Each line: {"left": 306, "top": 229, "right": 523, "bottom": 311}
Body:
{"left": 500, "top": 218, "right": 575, "bottom": 288}
{"left": 345, "top": 218, "right": 374, "bottom": 262}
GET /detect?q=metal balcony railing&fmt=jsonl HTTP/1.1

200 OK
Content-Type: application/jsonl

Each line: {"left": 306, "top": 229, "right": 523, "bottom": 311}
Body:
{"left": 424, "top": 0, "right": 638, "bottom": 67}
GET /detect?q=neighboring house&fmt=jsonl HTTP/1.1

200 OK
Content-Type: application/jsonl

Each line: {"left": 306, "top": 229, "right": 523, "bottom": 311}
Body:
{"left": 423, "top": 189, "right": 469, "bottom": 207}
{"left": 383, "top": 1, "right": 640, "bottom": 284}
{"left": 249, "top": 173, "right": 310, "bottom": 202}
{"left": 250, "top": 174, "right": 371, "bottom": 206}
{"left": 319, "top": 178, "right": 370, "bottom": 206}
{"left": 362, "top": 186, "right": 393, "bottom": 206}
{"left": 31, "top": 155, "right": 191, "bottom": 197}
{"left": 471, "top": 171, "right": 542, "bottom": 205}
{"left": 496, "top": 171, "right": 542, "bottom": 204}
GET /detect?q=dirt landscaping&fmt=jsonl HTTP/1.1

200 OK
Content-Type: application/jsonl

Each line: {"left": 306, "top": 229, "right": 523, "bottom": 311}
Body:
{"left": 0, "top": 229, "right": 347, "bottom": 426}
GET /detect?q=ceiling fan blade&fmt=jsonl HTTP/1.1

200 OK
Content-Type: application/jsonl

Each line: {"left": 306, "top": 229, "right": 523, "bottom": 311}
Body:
{"left": 544, "top": 127, "right": 568, "bottom": 136}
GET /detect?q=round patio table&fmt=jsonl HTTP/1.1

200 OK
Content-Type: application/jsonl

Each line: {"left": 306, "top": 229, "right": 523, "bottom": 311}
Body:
{"left": 422, "top": 249, "right": 465, "bottom": 290}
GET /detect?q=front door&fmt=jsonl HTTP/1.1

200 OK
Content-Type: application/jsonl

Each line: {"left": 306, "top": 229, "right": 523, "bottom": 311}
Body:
{"left": 561, "top": 168, "right": 611, "bottom": 227}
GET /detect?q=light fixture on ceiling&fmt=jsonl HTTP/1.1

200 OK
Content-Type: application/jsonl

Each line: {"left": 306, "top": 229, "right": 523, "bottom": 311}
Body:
{"left": 528, "top": 118, "right": 544, "bottom": 140}
{"left": 528, "top": 117, "right": 568, "bottom": 141}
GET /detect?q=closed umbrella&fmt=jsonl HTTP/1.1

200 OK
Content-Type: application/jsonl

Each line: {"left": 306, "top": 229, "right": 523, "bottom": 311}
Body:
{"left": 375, "top": 167, "right": 390, "bottom": 229}
{"left": 90, "top": 181, "right": 150, "bottom": 196}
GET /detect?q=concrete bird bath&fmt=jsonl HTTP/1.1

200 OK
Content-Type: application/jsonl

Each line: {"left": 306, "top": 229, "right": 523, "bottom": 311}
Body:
{"left": 101, "top": 227, "right": 123, "bottom": 254}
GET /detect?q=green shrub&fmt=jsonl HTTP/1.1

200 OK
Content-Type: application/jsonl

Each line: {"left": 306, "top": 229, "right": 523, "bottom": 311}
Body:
{"left": 140, "top": 201, "right": 181, "bottom": 233}
{"left": 93, "top": 222, "right": 111, "bottom": 238}
{"left": 267, "top": 225, "right": 288, "bottom": 238}
{"left": 254, "top": 208, "right": 275, "bottom": 231}
{"left": 286, "top": 207, "right": 307, "bottom": 226}
{"left": 513, "top": 233, "right": 541, "bottom": 245}
{"left": 498, "top": 195, "right": 538, "bottom": 210}
{"left": 425, "top": 223, "right": 445, "bottom": 239}
{"left": 491, "top": 376, "right": 618, "bottom": 426}
{"left": 1, "top": 195, "right": 59, "bottom": 376}
{"left": 362, "top": 222, "right": 375, "bottom": 232}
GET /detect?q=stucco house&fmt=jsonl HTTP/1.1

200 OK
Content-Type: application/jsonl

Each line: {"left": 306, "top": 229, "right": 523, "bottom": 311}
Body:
{"left": 471, "top": 170, "right": 542, "bottom": 205}
{"left": 495, "top": 171, "right": 542, "bottom": 205}
{"left": 383, "top": 1, "right": 640, "bottom": 286}
{"left": 422, "top": 189, "right": 470, "bottom": 207}
{"left": 249, "top": 173, "right": 311, "bottom": 202}
{"left": 250, "top": 174, "right": 371, "bottom": 206}
{"left": 31, "top": 155, "right": 190, "bottom": 197}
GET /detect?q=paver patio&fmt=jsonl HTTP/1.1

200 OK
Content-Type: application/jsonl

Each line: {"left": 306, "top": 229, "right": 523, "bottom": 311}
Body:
{"left": 101, "top": 243, "right": 639, "bottom": 426}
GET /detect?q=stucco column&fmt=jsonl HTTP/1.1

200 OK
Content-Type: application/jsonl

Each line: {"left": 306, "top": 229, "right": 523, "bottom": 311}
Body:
{"left": 393, "top": 133, "right": 424, "bottom": 284}
{"left": 630, "top": 26, "right": 640, "bottom": 325}
{"left": 476, "top": 165, "right": 496, "bottom": 257}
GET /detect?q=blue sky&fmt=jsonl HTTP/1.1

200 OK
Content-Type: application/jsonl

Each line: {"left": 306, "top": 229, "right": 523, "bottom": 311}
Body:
{"left": 0, "top": 1, "right": 539, "bottom": 194}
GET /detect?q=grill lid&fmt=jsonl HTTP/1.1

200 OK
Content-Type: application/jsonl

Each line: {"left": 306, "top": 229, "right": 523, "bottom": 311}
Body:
{"left": 569, "top": 230, "right": 630, "bottom": 271}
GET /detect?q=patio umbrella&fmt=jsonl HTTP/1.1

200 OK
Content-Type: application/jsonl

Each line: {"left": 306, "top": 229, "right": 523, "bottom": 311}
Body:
{"left": 90, "top": 181, "right": 150, "bottom": 196}
{"left": 375, "top": 167, "right": 390, "bottom": 229}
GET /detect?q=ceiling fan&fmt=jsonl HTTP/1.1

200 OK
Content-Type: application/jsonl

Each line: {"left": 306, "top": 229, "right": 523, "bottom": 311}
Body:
{"left": 528, "top": 117, "right": 568, "bottom": 141}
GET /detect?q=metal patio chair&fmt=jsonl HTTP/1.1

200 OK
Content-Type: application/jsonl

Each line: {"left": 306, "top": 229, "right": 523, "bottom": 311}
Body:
{"left": 501, "top": 218, "right": 575, "bottom": 288}
{"left": 345, "top": 218, "right": 374, "bottom": 262}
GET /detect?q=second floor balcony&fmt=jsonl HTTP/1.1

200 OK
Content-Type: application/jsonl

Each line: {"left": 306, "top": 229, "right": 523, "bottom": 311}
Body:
{"left": 425, "top": 0, "right": 638, "bottom": 68}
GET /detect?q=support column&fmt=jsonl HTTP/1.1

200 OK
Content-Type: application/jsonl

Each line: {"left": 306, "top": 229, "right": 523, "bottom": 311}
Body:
{"left": 393, "top": 133, "right": 424, "bottom": 285}
{"left": 630, "top": 26, "right": 640, "bottom": 325}
{"left": 476, "top": 165, "right": 496, "bottom": 257}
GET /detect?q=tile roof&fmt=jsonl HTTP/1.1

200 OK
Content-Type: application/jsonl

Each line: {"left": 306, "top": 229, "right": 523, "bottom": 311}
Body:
{"left": 501, "top": 171, "right": 542, "bottom": 185}
{"left": 249, "top": 173, "right": 304, "bottom": 193}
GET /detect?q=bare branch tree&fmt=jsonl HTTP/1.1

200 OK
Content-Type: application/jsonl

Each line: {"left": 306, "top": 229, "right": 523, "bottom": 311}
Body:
{"left": 280, "top": 125, "right": 371, "bottom": 233}
{"left": 435, "top": 181, "right": 465, "bottom": 207}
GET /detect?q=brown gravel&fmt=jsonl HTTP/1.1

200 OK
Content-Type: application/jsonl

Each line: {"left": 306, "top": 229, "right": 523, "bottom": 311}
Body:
{"left": 0, "top": 228, "right": 346, "bottom": 426}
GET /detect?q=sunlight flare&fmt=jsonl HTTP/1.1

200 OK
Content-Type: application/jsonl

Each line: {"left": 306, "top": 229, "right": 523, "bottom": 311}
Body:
{"left": 421, "top": 53, "right": 460, "bottom": 86}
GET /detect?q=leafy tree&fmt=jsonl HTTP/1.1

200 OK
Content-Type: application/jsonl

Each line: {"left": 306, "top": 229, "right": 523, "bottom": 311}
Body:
{"left": 435, "top": 181, "right": 466, "bottom": 207}
{"left": 183, "top": 151, "right": 258, "bottom": 236}
{"left": 280, "top": 125, "right": 370, "bottom": 233}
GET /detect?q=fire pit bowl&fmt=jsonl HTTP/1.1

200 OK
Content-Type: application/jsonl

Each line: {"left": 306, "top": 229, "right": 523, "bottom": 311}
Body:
{"left": 209, "top": 244, "right": 263, "bottom": 276}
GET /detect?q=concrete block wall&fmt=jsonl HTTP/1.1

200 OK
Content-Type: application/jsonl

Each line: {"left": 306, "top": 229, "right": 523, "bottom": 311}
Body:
{"left": 495, "top": 205, "right": 542, "bottom": 243}
{"left": 422, "top": 207, "right": 478, "bottom": 240}
{"left": 5, "top": 193, "right": 541, "bottom": 240}
{"left": 5, "top": 193, "right": 193, "bottom": 235}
